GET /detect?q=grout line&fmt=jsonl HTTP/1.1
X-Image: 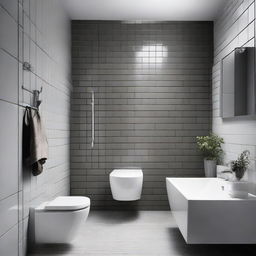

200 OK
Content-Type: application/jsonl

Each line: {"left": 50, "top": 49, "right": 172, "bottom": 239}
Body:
{"left": 0, "top": 223, "right": 19, "bottom": 240}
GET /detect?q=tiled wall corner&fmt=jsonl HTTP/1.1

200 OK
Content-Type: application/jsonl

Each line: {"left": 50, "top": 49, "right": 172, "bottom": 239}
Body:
{"left": 213, "top": 0, "right": 256, "bottom": 191}
{"left": 0, "top": 0, "right": 71, "bottom": 255}
{"left": 0, "top": 1, "right": 20, "bottom": 255}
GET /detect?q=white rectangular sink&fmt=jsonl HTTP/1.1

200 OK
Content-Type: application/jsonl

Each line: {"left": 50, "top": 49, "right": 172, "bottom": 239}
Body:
{"left": 166, "top": 178, "right": 256, "bottom": 244}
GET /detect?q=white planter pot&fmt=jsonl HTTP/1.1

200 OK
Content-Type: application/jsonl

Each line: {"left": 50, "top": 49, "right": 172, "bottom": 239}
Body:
{"left": 228, "top": 181, "right": 249, "bottom": 199}
{"left": 204, "top": 159, "right": 216, "bottom": 177}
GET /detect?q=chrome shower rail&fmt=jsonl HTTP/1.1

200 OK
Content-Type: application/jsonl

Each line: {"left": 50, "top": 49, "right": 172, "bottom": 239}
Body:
{"left": 91, "top": 91, "right": 94, "bottom": 148}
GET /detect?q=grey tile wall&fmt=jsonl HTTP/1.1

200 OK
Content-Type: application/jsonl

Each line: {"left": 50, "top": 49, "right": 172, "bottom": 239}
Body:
{"left": 71, "top": 21, "right": 213, "bottom": 210}
{"left": 213, "top": 0, "right": 256, "bottom": 191}
{"left": 0, "top": 0, "right": 71, "bottom": 255}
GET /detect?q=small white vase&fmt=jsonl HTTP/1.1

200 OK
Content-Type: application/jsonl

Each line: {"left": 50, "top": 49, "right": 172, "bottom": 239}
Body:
{"left": 228, "top": 181, "right": 249, "bottom": 198}
{"left": 204, "top": 159, "right": 216, "bottom": 177}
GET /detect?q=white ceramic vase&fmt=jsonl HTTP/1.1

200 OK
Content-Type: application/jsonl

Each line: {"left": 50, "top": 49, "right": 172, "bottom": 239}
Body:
{"left": 204, "top": 159, "right": 216, "bottom": 177}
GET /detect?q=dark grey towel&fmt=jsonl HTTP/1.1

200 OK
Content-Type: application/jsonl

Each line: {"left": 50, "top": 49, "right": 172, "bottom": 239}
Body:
{"left": 23, "top": 107, "right": 48, "bottom": 176}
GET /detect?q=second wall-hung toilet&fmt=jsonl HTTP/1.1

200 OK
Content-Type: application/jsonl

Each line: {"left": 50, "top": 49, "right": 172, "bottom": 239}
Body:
{"left": 110, "top": 168, "right": 143, "bottom": 201}
{"left": 34, "top": 196, "right": 90, "bottom": 243}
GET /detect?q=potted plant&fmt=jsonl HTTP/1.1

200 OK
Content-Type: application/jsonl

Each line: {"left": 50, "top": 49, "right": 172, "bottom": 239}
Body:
{"left": 196, "top": 133, "right": 224, "bottom": 177}
{"left": 228, "top": 150, "right": 250, "bottom": 198}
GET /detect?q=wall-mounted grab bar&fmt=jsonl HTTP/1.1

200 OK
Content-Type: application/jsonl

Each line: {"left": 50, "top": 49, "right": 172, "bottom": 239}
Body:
{"left": 91, "top": 91, "right": 95, "bottom": 148}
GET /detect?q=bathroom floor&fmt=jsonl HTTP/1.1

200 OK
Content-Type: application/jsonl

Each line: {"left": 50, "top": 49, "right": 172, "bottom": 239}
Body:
{"left": 28, "top": 211, "right": 256, "bottom": 256}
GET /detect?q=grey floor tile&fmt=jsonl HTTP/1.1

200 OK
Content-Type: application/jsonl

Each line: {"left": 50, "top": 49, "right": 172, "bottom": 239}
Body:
{"left": 28, "top": 211, "right": 256, "bottom": 256}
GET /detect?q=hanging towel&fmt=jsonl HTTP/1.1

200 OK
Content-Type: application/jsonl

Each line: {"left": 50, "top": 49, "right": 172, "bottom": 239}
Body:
{"left": 23, "top": 107, "right": 48, "bottom": 176}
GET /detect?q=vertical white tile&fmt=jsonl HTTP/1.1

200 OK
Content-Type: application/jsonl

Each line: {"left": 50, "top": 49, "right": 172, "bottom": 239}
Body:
{"left": 0, "top": 193, "right": 18, "bottom": 237}
{"left": 23, "top": 0, "right": 29, "bottom": 16}
{"left": 248, "top": 3, "right": 254, "bottom": 23}
{"left": 0, "top": 225, "right": 18, "bottom": 256}
{"left": 0, "top": 0, "right": 18, "bottom": 21}
{"left": 0, "top": 50, "right": 18, "bottom": 103}
{"left": 0, "top": 101, "right": 18, "bottom": 201}
{"left": 0, "top": 6, "right": 18, "bottom": 57}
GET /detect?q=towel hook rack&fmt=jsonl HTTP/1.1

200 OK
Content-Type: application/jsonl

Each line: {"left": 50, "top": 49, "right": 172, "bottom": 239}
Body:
{"left": 22, "top": 85, "right": 43, "bottom": 95}
{"left": 19, "top": 103, "right": 38, "bottom": 111}
{"left": 21, "top": 85, "right": 43, "bottom": 109}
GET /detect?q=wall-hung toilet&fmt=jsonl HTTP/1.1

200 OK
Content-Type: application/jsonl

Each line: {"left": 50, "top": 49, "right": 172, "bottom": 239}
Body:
{"left": 110, "top": 169, "right": 143, "bottom": 201}
{"left": 34, "top": 196, "right": 90, "bottom": 243}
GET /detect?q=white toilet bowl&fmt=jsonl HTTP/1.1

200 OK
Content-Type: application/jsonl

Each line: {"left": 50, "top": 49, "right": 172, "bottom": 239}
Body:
{"left": 110, "top": 168, "right": 143, "bottom": 201}
{"left": 34, "top": 196, "right": 90, "bottom": 243}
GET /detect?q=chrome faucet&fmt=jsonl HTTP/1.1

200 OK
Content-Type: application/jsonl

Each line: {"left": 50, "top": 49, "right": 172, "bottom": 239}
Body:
{"left": 220, "top": 169, "right": 233, "bottom": 181}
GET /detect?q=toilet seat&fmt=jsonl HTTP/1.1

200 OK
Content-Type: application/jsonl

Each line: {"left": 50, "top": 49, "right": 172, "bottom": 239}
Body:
{"left": 45, "top": 196, "right": 90, "bottom": 211}
{"left": 110, "top": 169, "right": 143, "bottom": 178}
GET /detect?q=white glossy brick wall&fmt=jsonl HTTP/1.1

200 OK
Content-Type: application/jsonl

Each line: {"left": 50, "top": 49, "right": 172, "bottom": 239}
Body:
{"left": 0, "top": 0, "right": 71, "bottom": 255}
{"left": 213, "top": 0, "right": 256, "bottom": 190}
